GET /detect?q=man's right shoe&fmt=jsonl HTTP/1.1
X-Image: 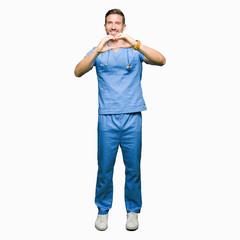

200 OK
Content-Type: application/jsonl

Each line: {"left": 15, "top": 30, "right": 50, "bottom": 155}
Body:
{"left": 95, "top": 214, "right": 108, "bottom": 231}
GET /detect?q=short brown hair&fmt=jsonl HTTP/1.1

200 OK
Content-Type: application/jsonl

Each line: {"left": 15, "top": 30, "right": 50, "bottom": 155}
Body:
{"left": 105, "top": 9, "right": 125, "bottom": 24}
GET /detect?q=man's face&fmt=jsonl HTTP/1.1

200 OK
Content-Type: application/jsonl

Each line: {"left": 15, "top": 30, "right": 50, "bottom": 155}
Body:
{"left": 104, "top": 14, "right": 126, "bottom": 37}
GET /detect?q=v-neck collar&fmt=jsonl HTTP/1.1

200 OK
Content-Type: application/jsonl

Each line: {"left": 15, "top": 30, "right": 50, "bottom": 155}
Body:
{"left": 113, "top": 48, "right": 121, "bottom": 54}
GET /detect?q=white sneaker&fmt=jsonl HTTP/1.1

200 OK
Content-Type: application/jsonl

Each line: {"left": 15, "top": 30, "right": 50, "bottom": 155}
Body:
{"left": 95, "top": 214, "right": 108, "bottom": 231}
{"left": 126, "top": 212, "right": 139, "bottom": 231}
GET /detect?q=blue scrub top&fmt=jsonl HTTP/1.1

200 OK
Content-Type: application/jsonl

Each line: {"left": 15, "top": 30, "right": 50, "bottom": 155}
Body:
{"left": 85, "top": 47, "right": 147, "bottom": 114}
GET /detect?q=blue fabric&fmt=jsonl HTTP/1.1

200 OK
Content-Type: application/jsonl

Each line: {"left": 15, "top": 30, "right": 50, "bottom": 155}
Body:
{"left": 85, "top": 47, "right": 147, "bottom": 114}
{"left": 96, "top": 112, "right": 142, "bottom": 214}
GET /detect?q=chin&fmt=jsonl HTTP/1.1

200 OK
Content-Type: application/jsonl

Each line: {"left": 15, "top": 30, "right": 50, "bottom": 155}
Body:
{"left": 109, "top": 32, "right": 118, "bottom": 37}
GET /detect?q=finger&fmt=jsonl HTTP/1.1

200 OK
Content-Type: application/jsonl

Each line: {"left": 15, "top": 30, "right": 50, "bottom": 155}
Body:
{"left": 107, "top": 35, "right": 115, "bottom": 40}
{"left": 115, "top": 36, "right": 124, "bottom": 40}
{"left": 102, "top": 35, "right": 115, "bottom": 44}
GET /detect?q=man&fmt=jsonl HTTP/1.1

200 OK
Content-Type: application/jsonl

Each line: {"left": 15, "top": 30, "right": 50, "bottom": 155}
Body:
{"left": 74, "top": 9, "right": 166, "bottom": 231}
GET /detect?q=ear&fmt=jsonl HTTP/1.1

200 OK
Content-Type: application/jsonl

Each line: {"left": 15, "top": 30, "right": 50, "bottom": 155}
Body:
{"left": 123, "top": 24, "right": 126, "bottom": 31}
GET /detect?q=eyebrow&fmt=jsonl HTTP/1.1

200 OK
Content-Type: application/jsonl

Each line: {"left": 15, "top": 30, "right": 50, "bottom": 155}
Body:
{"left": 107, "top": 21, "right": 121, "bottom": 24}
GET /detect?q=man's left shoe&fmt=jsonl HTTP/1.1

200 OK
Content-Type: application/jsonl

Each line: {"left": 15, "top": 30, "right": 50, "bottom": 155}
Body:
{"left": 126, "top": 212, "right": 139, "bottom": 231}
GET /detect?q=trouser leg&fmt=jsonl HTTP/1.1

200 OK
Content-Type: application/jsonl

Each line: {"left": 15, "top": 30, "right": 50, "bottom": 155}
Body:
{"left": 95, "top": 114, "right": 120, "bottom": 214}
{"left": 120, "top": 112, "right": 142, "bottom": 213}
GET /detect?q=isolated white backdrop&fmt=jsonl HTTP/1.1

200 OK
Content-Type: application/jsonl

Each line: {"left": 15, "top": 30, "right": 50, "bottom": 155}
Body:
{"left": 0, "top": 0, "right": 239, "bottom": 239}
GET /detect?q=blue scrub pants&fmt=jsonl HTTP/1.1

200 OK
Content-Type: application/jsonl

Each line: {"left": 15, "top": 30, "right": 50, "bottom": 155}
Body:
{"left": 95, "top": 112, "right": 142, "bottom": 214}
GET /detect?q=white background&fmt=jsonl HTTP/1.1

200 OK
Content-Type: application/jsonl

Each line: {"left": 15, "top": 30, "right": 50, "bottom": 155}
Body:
{"left": 0, "top": 0, "right": 240, "bottom": 239}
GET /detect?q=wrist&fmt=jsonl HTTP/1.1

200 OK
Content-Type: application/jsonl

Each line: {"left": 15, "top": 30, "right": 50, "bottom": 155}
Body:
{"left": 94, "top": 48, "right": 101, "bottom": 55}
{"left": 133, "top": 40, "right": 141, "bottom": 50}
{"left": 131, "top": 40, "right": 137, "bottom": 47}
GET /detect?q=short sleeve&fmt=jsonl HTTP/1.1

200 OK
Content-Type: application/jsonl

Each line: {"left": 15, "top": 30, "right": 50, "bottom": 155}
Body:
{"left": 84, "top": 47, "right": 97, "bottom": 66}
{"left": 138, "top": 51, "right": 144, "bottom": 62}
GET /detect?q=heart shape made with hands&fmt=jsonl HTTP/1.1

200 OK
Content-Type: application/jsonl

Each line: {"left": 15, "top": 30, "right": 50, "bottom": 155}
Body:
{"left": 98, "top": 34, "right": 133, "bottom": 53}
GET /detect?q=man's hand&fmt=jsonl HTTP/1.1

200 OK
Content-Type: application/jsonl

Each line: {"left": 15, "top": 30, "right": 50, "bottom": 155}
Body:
{"left": 115, "top": 33, "right": 166, "bottom": 66}
{"left": 74, "top": 35, "right": 116, "bottom": 77}
{"left": 96, "top": 34, "right": 137, "bottom": 53}
{"left": 115, "top": 33, "right": 137, "bottom": 48}
{"left": 96, "top": 35, "right": 116, "bottom": 53}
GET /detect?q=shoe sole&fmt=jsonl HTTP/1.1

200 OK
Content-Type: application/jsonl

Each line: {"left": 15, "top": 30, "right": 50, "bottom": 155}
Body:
{"left": 95, "top": 225, "right": 108, "bottom": 232}
{"left": 126, "top": 226, "right": 138, "bottom": 231}
{"left": 95, "top": 226, "right": 108, "bottom": 231}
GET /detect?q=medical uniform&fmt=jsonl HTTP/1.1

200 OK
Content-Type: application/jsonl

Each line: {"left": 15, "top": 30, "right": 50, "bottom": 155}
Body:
{"left": 85, "top": 46, "right": 147, "bottom": 214}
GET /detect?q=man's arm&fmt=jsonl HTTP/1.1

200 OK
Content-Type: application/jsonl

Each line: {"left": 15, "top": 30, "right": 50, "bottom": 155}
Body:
{"left": 74, "top": 35, "right": 116, "bottom": 78}
{"left": 139, "top": 44, "right": 166, "bottom": 66}
{"left": 74, "top": 49, "right": 99, "bottom": 77}
{"left": 115, "top": 33, "right": 166, "bottom": 66}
